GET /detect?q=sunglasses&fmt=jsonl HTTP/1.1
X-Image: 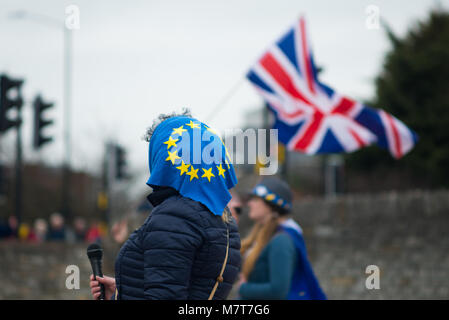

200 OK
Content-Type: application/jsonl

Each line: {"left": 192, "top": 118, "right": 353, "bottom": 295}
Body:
{"left": 234, "top": 207, "right": 242, "bottom": 216}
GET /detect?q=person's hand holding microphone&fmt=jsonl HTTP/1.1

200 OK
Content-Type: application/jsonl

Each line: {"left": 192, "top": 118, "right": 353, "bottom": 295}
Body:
{"left": 89, "top": 274, "right": 116, "bottom": 300}
{"left": 87, "top": 243, "right": 116, "bottom": 300}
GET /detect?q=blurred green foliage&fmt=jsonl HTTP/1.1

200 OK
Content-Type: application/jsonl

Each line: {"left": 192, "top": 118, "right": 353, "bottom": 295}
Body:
{"left": 346, "top": 8, "right": 449, "bottom": 189}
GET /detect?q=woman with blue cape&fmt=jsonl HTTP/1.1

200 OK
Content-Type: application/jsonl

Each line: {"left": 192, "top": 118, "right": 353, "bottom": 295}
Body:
{"left": 238, "top": 177, "right": 326, "bottom": 300}
{"left": 90, "top": 110, "right": 241, "bottom": 300}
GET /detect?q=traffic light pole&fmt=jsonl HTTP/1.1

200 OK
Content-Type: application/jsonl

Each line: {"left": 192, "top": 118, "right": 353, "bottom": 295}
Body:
{"left": 101, "top": 143, "right": 114, "bottom": 226}
{"left": 9, "top": 11, "right": 73, "bottom": 222}
{"left": 15, "top": 108, "right": 23, "bottom": 226}
{"left": 1, "top": 74, "right": 24, "bottom": 225}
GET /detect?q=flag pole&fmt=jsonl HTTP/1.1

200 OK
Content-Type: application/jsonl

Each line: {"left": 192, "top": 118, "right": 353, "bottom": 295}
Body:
{"left": 205, "top": 77, "right": 245, "bottom": 122}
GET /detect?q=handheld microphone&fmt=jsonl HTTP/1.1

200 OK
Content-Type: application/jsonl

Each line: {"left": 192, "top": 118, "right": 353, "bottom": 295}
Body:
{"left": 87, "top": 243, "right": 105, "bottom": 300}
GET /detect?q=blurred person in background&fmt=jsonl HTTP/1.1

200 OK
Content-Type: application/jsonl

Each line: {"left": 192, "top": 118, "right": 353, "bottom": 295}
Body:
{"left": 33, "top": 218, "right": 48, "bottom": 243}
{"left": 111, "top": 219, "right": 129, "bottom": 245}
{"left": 0, "top": 216, "right": 18, "bottom": 240}
{"left": 46, "top": 212, "right": 66, "bottom": 242}
{"left": 18, "top": 222, "right": 32, "bottom": 241}
{"left": 237, "top": 177, "right": 326, "bottom": 300}
{"left": 85, "top": 220, "right": 102, "bottom": 243}
{"left": 228, "top": 190, "right": 243, "bottom": 225}
{"left": 0, "top": 218, "right": 8, "bottom": 239}
{"left": 90, "top": 111, "right": 241, "bottom": 300}
{"left": 73, "top": 217, "right": 87, "bottom": 242}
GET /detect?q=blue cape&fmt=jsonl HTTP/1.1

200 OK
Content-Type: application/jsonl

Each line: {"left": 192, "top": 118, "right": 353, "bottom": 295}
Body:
{"left": 147, "top": 116, "right": 237, "bottom": 216}
{"left": 278, "top": 225, "right": 327, "bottom": 300}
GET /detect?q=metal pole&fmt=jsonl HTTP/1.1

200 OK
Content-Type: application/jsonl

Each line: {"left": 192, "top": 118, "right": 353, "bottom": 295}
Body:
{"left": 8, "top": 11, "right": 73, "bottom": 220}
{"left": 15, "top": 109, "right": 23, "bottom": 226}
{"left": 104, "top": 142, "right": 116, "bottom": 224}
{"left": 61, "top": 27, "right": 72, "bottom": 221}
{"left": 324, "top": 154, "right": 343, "bottom": 198}
{"left": 323, "top": 155, "right": 331, "bottom": 197}
{"left": 205, "top": 77, "right": 244, "bottom": 122}
{"left": 281, "top": 143, "right": 288, "bottom": 181}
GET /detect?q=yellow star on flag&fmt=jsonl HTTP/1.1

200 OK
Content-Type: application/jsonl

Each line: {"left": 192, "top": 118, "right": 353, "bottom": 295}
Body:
{"left": 165, "top": 149, "right": 181, "bottom": 165}
{"left": 176, "top": 161, "right": 190, "bottom": 176}
{"left": 216, "top": 164, "right": 226, "bottom": 178}
{"left": 185, "top": 120, "right": 200, "bottom": 129}
{"left": 172, "top": 125, "right": 187, "bottom": 136}
{"left": 163, "top": 136, "right": 178, "bottom": 149}
{"left": 201, "top": 167, "right": 215, "bottom": 182}
{"left": 186, "top": 166, "right": 199, "bottom": 181}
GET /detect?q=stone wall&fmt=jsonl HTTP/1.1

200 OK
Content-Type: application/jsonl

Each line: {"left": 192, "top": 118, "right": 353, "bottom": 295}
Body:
{"left": 0, "top": 189, "right": 448, "bottom": 299}
{"left": 0, "top": 241, "right": 118, "bottom": 300}
{"left": 238, "top": 189, "right": 449, "bottom": 299}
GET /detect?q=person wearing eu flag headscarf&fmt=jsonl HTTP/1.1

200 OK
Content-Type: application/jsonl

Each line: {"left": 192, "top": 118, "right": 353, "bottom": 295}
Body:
{"left": 89, "top": 109, "right": 241, "bottom": 300}
{"left": 237, "top": 177, "right": 326, "bottom": 300}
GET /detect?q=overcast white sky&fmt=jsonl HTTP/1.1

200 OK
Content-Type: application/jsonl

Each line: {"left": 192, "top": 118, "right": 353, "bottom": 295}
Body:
{"left": 0, "top": 0, "right": 446, "bottom": 194}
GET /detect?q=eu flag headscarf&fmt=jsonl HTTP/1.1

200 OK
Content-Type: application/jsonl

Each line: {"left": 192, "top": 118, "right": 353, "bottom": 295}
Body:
{"left": 146, "top": 116, "right": 238, "bottom": 216}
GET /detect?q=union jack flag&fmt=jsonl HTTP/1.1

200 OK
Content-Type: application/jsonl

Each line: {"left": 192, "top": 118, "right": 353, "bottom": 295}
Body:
{"left": 247, "top": 17, "right": 418, "bottom": 158}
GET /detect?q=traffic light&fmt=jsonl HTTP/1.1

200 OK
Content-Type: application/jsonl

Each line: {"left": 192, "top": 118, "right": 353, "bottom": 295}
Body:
{"left": 115, "top": 145, "right": 127, "bottom": 180}
{"left": 33, "top": 94, "right": 54, "bottom": 149}
{"left": 0, "top": 74, "right": 24, "bottom": 133}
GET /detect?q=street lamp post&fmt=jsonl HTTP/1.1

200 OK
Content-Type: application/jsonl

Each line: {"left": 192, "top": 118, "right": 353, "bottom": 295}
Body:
{"left": 9, "top": 10, "right": 73, "bottom": 221}
{"left": 62, "top": 24, "right": 72, "bottom": 221}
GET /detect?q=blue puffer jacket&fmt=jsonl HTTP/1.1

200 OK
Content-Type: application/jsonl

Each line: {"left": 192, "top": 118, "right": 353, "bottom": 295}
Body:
{"left": 113, "top": 187, "right": 241, "bottom": 300}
